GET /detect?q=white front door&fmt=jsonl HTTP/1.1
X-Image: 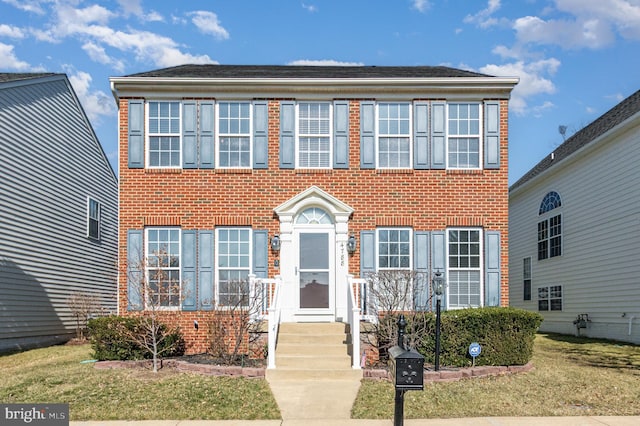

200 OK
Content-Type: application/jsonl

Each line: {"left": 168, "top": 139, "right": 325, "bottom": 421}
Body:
{"left": 295, "top": 228, "right": 334, "bottom": 318}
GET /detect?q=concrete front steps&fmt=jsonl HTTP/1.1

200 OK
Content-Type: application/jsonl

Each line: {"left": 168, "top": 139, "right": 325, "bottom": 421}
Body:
{"left": 266, "top": 322, "right": 361, "bottom": 381}
{"left": 265, "top": 322, "right": 363, "bottom": 420}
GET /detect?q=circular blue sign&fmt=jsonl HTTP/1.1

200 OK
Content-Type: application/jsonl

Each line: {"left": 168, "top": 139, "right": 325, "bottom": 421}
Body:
{"left": 469, "top": 342, "right": 482, "bottom": 358}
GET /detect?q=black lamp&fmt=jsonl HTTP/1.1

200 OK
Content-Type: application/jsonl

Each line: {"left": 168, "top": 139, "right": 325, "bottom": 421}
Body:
{"left": 347, "top": 234, "right": 357, "bottom": 254}
{"left": 270, "top": 234, "right": 281, "bottom": 251}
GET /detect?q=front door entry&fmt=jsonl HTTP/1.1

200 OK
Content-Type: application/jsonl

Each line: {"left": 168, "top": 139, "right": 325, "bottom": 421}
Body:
{"left": 297, "top": 231, "right": 332, "bottom": 311}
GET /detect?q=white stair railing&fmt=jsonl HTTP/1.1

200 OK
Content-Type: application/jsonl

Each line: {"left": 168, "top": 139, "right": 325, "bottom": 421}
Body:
{"left": 249, "top": 274, "right": 282, "bottom": 369}
{"left": 347, "top": 274, "right": 364, "bottom": 369}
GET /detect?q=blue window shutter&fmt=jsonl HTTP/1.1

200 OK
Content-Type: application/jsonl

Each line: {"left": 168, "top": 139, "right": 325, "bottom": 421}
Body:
{"left": 431, "top": 231, "right": 446, "bottom": 309}
{"left": 253, "top": 230, "right": 268, "bottom": 278}
{"left": 485, "top": 231, "right": 501, "bottom": 307}
{"left": 431, "top": 102, "right": 446, "bottom": 169}
{"left": 253, "top": 101, "right": 269, "bottom": 169}
{"left": 199, "top": 101, "right": 215, "bottom": 168}
{"left": 181, "top": 230, "right": 197, "bottom": 311}
{"left": 128, "top": 100, "right": 144, "bottom": 168}
{"left": 279, "top": 101, "right": 295, "bottom": 169}
{"left": 182, "top": 101, "right": 197, "bottom": 169}
{"left": 127, "top": 230, "right": 143, "bottom": 311}
{"left": 414, "top": 102, "right": 429, "bottom": 169}
{"left": 484, "top": 101, "right": 500, "bottom": 169}
{"left": 414, "top": 231, "right": 430, "bottom": 310}
{"left": 198, "top": 230, "right": 214, "bottom": 310}
{"left": 360, "top": 101, "right": 375, "bottom": 169}
{"left": 360, "top": 230, "right": 376, "bottom": 276}
{"left": 334, "top": 101, "right": 349, "bottom": 169}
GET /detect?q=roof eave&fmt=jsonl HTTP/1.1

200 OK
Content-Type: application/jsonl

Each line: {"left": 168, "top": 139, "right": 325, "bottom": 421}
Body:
{"left": 110, "top": 76, "right": 519, "bottom": 102}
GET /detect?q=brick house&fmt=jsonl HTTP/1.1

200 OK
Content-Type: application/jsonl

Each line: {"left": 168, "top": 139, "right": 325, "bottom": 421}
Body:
{"left": 110, "top": 65, "right": 518, "bottom": 364}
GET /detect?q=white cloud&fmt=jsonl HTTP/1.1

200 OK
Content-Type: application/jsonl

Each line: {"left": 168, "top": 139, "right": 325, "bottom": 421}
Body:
{"left": 1, "top": 0, "right": 45, "bottom": 15}
{"left": 302, "top": 3, "right": 318, "bottom": 13}
{"left": 188, "top": 11, "right": 230, "bottom": 40}
{"left": 116, "top": 0, "right": 163, "bottom": 23}
{"left": 0, "top": 24, "right": 25, "bottom": 38}
{"left": 556, "top": 0, "right": 640, "bottom": 40}
{"left": 464, "top": 0, "right": 502, "bottom": 28}
{"left": 82, "top": 41, "right": 125, "bottom": 72}
{"left": 66, "top": 69, "right": 116, "bottom": 122}
{"left": 412, "top": 0, "right": 430, "bottom": 13}
{"left": 481, "top": 59, "right": 560, "bottom": 116}
{"left": 287, "top": 59, "right": 365, "bottom": 66}
{"left": 0, "top": 42, "right": 31, "bottom": 70}
{"left": 513, "top": 15, "right": 614, "bottom": 49}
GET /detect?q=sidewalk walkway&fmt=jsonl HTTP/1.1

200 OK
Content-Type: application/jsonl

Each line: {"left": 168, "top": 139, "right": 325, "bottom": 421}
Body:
{"left": 70, "top": 416, "right": 640, "bottom": 425}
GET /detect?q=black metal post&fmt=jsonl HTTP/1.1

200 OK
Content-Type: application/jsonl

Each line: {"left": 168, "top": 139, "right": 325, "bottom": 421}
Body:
{"left": 394, "top": 314, "right": 407, "bottom": 426}
{"left": 435, "top": 297, "right": 441, "bottom": 371}
{"left": 394, "top": 389, "right": 405, "bottom": 426}
{"left": 397, "top": 314, "right": 407, "bottom": 350}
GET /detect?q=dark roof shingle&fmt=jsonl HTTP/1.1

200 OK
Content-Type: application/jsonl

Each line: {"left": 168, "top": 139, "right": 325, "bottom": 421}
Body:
{"left": 510, "top": 89, "right": 640, "bottom": 192}
{"left": 125, "top": 64, "right": 490, "bottom": 79}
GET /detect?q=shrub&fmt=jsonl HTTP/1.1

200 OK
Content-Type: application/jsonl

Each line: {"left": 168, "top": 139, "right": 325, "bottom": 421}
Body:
{"left": 405, "top": 307, "right": 543, "bottom": 367}
{"left": 88, "top": 316, "right": 185, "bottom": 361}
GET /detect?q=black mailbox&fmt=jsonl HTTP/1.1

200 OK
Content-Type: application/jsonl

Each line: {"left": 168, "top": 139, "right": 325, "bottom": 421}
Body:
{"left": 388, "top": 345, "right": 424, "bottom": 391}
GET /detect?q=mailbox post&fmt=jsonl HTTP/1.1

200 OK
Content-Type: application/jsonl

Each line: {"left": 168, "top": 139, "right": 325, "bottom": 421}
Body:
{"left": 389, "top": 315, "right": 425, "bottom": 426}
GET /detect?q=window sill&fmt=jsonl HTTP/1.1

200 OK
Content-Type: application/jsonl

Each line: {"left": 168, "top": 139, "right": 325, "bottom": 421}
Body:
{"left": 296, "top": 169, "right": 333, "bottom": 175}
{"left": 446, "top": 169, "right": 484, "bottom": 175}
{"left": 376, "top": 169, "right": 414, "bottom": 175}
{"left": 145, "top": 168, "right": 182, "bottom": 174}
{"left": 216, "top": 169, "right": 253, "bottom": 174}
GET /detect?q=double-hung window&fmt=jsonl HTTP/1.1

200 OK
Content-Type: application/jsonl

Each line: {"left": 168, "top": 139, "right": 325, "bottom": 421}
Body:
{"left": 145, "top": 228, "right": 181, "bottom": 308}
{"left": 216, "top": 228, "right": 251, "bottom": 306}
{"left": 377, "top": 228, "right": 412, "bottom": 270}
{"left": 523, "top": 257, "right": 532, "bottom": 301}
{"left": 147, "top": 101, "right": 181, "bottom": 167}
{"left": 378, "top": 103, "right": 411, "bottom": 168}
{"left": 87, "top": 197, "right": 101, "bottom": 240}
{"left": 447, "top": 103, "right": 481, "bottom": 169}
{"left": 448, "top": 229, "right": 482, "bottom": 308}
{"left": 538, "top": 285, "right": 562, "bottom": 311}
{"left": 298, "top": 102, "right": 331, "bottom": 168}
{"left": 217, "top": 102, "right": 251, "bottom": 168}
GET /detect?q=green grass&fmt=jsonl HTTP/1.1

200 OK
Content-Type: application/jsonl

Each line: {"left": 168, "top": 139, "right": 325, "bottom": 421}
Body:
{"left": 2, "top": 333, "right": 639, "bottom": 420}
{"left": 352, "top": 333, "right": 640, "bottom": 418}
{"left": 0, "top": 344, "right": 280, "bottom": 421}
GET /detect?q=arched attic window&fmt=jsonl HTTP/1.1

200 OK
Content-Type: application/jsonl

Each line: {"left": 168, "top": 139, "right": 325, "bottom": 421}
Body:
{"left": 539, "top": 191, "right": 562, "bottom": 215}
{"left": 295, "top": 207, "right": 333, "bottom": 224}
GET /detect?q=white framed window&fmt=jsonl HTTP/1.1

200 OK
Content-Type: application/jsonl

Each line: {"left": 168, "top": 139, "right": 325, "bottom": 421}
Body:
{"left": 447, "top": 103, "right": 481, "bottom": 169}
{"left": 538, "top": 191, "right": 562, "bottom": 260}
{"left": 448, "top": 228, "right": 482, "bottom": 308}
{"left": 297, "top": 102, "right": 332, "bottom": 168}
{"left": 87, "top": 197, "right": 101, "bottom": 240}
{"left": 145, "top": 228, "right": 181, "bottom": 308}
{"left": 217, "top": 102, "right": 251, "bottom": 168}
{"left": 377, "top": 103, "right": 411, "bottom": 168}
{"left": 216, "top": 228, "right": 252, "bottom": 306}
{"left": 377, "top": 228, "right": 412, "bottom": 270}
{"left": 538, "top": 285, "right": 562, "bottom": 311}
{"left": 523, "top": 257, "right": 532, "bottom": 301}
{"left": 147, "top": 101, "right": 181, "bottom": 168}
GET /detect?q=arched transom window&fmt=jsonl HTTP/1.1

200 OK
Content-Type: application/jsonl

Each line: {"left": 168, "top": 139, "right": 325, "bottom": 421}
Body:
{"left": 539, "top": 191, "right": 562, "bottom": 215}
{"left": 295, "top": 207, "right": 333, "bottom": 224}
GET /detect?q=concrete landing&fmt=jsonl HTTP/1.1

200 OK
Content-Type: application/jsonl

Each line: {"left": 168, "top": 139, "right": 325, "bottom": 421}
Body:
{"left": 265, "top": 322, "right": 362, "bottom": 420}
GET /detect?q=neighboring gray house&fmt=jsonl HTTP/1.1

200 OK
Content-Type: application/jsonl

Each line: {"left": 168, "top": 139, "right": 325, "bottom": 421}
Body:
{"left": 0, "top": 73, "right": 118, "bottom": 352}
{"left": 509, "top": 89, "right": 640, "bottom": 344}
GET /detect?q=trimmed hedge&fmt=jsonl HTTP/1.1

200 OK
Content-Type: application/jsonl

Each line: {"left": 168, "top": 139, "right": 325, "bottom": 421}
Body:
{"left": 88, "top": 316, "right": 185, "bottom": 361}
{"left": 405, "top": 307, "right": 543, "bottom": 367}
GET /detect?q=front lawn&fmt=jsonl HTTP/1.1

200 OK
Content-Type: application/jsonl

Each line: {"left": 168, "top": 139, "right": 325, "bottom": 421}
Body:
{"left": 352, "top": 333, "right": 640, "bottom": 418}
{"left": 0, "top": 344, "right": 280, "bottom": 421}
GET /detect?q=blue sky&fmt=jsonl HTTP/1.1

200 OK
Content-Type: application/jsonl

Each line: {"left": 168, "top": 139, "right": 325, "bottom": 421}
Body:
{"left": 1, "top": 0, "right": 639, "bottom": 184}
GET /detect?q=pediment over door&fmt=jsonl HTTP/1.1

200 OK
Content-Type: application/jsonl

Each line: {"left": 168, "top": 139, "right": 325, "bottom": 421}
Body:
{"left": 273, "top": 186, "right": 354, "bottom": 223}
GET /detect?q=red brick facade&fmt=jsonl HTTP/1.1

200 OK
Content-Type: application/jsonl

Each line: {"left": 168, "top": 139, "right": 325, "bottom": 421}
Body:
{"left": 117, "top": 98, "right": 510, "bottom": 354}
